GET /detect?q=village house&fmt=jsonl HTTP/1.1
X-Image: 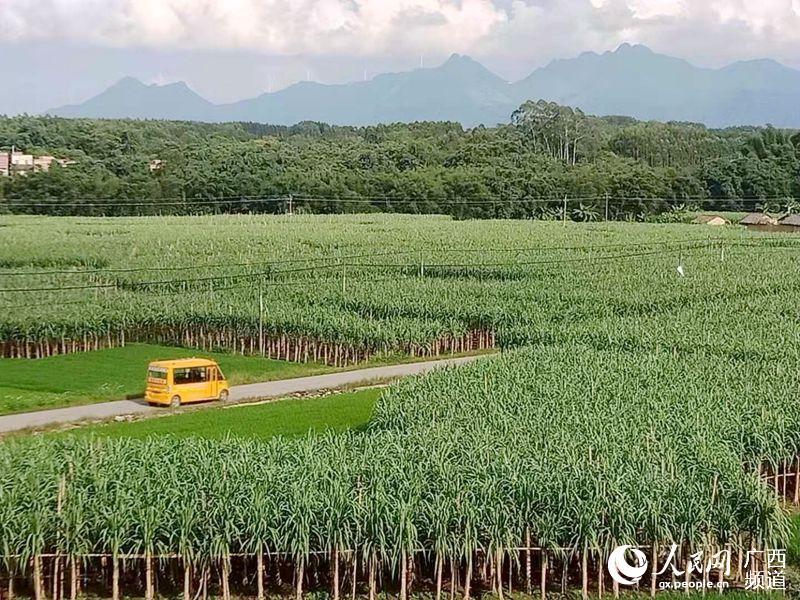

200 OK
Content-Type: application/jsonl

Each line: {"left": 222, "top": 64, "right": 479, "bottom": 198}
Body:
{"left": 778, "top": 213, "right": 800, "bottom": 228}
{"left": 10, "top": 149, "right": 34, "bottom": 174}
{"left": 740, "top": 212, "right": 779, "bottom": 226}
{"left": 0, "top": 147, "right": 73, "bottom": 176}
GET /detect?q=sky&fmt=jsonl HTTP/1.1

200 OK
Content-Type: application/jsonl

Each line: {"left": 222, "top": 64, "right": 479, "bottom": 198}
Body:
{"left": 1, "top": 0, "right": 800, "bottom": 115}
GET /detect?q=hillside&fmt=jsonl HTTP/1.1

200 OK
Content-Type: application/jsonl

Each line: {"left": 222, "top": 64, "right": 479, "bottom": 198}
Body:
{"left": 2, "top": 110, "right": 799, "bottom": 218}
{"left": 514, "top": 43, "right": 800, "bottom": 127}
{"left": 219, "top": 54, "right": 514, "bottom": 126}
{"left": 49, "top": 77, "right": 215, "bottom": 121}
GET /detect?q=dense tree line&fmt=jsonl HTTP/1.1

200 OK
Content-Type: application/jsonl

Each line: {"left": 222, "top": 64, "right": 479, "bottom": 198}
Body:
{"left": 1, "top": 100, "right": 798, "bottom": 218}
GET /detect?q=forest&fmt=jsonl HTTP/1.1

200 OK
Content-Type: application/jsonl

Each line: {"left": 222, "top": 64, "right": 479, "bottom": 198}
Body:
{"left": 1, "top": 100, "right": 798, "bottom": 218}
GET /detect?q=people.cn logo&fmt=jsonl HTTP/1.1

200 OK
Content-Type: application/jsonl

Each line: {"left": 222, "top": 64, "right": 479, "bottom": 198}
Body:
{"left": 607, "top": 545, "right": 649, "bottom": 585}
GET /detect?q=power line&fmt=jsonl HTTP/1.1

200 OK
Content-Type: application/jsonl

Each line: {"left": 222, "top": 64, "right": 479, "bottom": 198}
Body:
{"left": 1, "top": 240, "right": 794, "bottom": 304}
{"left": 0, "top": 249, "right": 415, "bottom": 277}
{"left": 0, "top": 242, "right": 718, "bottom": 294}
{"left": 290, "top": 195, "right": 794, "bottom": 204}
{"left": 0, "top": 197, "right": 285, "bottom": 208}
{"left": 0, "top": 274, "right": 407, "bottom": 310}
{"left": 0, "top": 194, "right": 285, "bottom": 205}
{"left": 358, "top": 244, "right": 715, "bottom": 270}
{"left": 0, "top": 238, "right": 731, "bottom": 277}
{"left": 1, "top": 238, "right": 795, "bottom": 295}
{"left": 404, "top": 238, "right": 733, "bottom": 255}
{"left": 0, "top": 195, "right": 796, "bottom": 208}
{"left": 0, "top": 263, "right": 339, "bottom": 293}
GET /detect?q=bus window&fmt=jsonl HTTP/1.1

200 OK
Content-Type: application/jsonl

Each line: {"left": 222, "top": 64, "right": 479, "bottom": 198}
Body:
{"left": 174, "top": 367, "right": 208, "bottom": 385}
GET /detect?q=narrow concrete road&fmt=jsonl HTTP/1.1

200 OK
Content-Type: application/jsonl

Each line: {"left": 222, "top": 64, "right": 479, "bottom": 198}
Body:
{"left": 0, "top": 355, "right": 489, "bottom": 434}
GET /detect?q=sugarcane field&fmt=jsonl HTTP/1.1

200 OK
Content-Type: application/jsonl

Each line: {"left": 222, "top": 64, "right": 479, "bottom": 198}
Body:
{"left": 1, "top": 212, "right": 800, "bottom": 600}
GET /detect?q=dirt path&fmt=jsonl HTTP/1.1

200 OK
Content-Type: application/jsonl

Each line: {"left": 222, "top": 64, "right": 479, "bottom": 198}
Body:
{"left": 0, "top": 355, "right": 488, "bottom": 434}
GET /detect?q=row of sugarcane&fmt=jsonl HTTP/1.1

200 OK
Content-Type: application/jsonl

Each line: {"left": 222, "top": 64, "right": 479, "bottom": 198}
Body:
{"left": 0, "top": 325, "right": 496, "bottom": 365}
{"left": 0, "top": 537, "right": 782, "bottom": 600}
{"left": 1, "top": 273, "right": 497, "bottom": 362}
{"left": 2, "top": 236, "right": 795, "bottom": 366}
{"left": 0, "top": 331, "right": 128, "bottom": 359}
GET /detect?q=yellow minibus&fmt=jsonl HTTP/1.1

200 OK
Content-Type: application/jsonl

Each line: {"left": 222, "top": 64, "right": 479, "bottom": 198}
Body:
{"left": 145, "top": 358, "right": 230, "bottom": 407}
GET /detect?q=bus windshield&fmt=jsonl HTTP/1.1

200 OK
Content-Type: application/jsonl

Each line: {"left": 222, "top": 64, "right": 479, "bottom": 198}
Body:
{"left": 148, "top": 368, "right": 168, "bottom": 382}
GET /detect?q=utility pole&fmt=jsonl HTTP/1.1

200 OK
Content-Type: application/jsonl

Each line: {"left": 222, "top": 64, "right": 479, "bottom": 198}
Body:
{"left": 563, "top": 196, "right": 568, "bottom": 227}
{"left": 287, "top": 194, "right": 293, "bottom": 216}
{"left": 604, "top": 193, "right": 610, "bottom": 222}
{"left": 258, "top": 280, "right": 264, "bottom": 356}
{"left": 338, "top": 254, "right": 347, "bottom": 295}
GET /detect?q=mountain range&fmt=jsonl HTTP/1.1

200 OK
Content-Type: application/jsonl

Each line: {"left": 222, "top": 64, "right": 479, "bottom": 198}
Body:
{"left": 48, "top": 44, "right": 800, "bottom": 128}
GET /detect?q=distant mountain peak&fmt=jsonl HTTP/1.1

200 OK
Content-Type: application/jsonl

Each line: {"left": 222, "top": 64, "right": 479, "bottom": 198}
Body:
{"left": 113, "top": 76, "right": 146, "bottom": 88}
{"left": 47, "top": 75, "right": 212, "bottom": 120}
{"left": 111, "top": 77, "right": 195, "bottom": 92}
{"left": 613, "top": 42, "right": 653, "bottom": 55}
{"left": 438, "top": 53, "right": 487, "bottom": 70}
{"left": 721, "top": 57, "right": 789, "bottom": 73}
{"left": 443, "top": 53, "right": 474, "bottom": 65}
{"left": 566, "top": 43, "right": 655, "bottom": 64}
{"left": 162, "top": 80, "right": 197, "bottom": 92}
{"left": 434, "top": 53, "right": 505, "bottom": 83}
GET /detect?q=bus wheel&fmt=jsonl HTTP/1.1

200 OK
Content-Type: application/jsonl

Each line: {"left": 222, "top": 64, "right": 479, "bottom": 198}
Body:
{"left": 219, "top": 390, "right": 229, "bottom": 402}
{"left": 170, "top": 395, "right": 181, "bottom": 408}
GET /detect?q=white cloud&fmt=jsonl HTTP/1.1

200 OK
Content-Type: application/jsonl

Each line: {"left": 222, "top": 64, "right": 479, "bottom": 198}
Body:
{"left": 0, "top": 0, "right": 506, "bottom": 56}
{"left": 628, "top": 0, "right": 684, "bottom": 19}
{"left": 479, "top": 0, "right": 800, "bottom": 72}
{"left": 629, "top": 0, "right": 800, "bottom": 66}
{"left": 589, "top": 0, "right": 683, "bottom": 17}
{"left": 0, "top": 0, "right": 799, "bottom": 69}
